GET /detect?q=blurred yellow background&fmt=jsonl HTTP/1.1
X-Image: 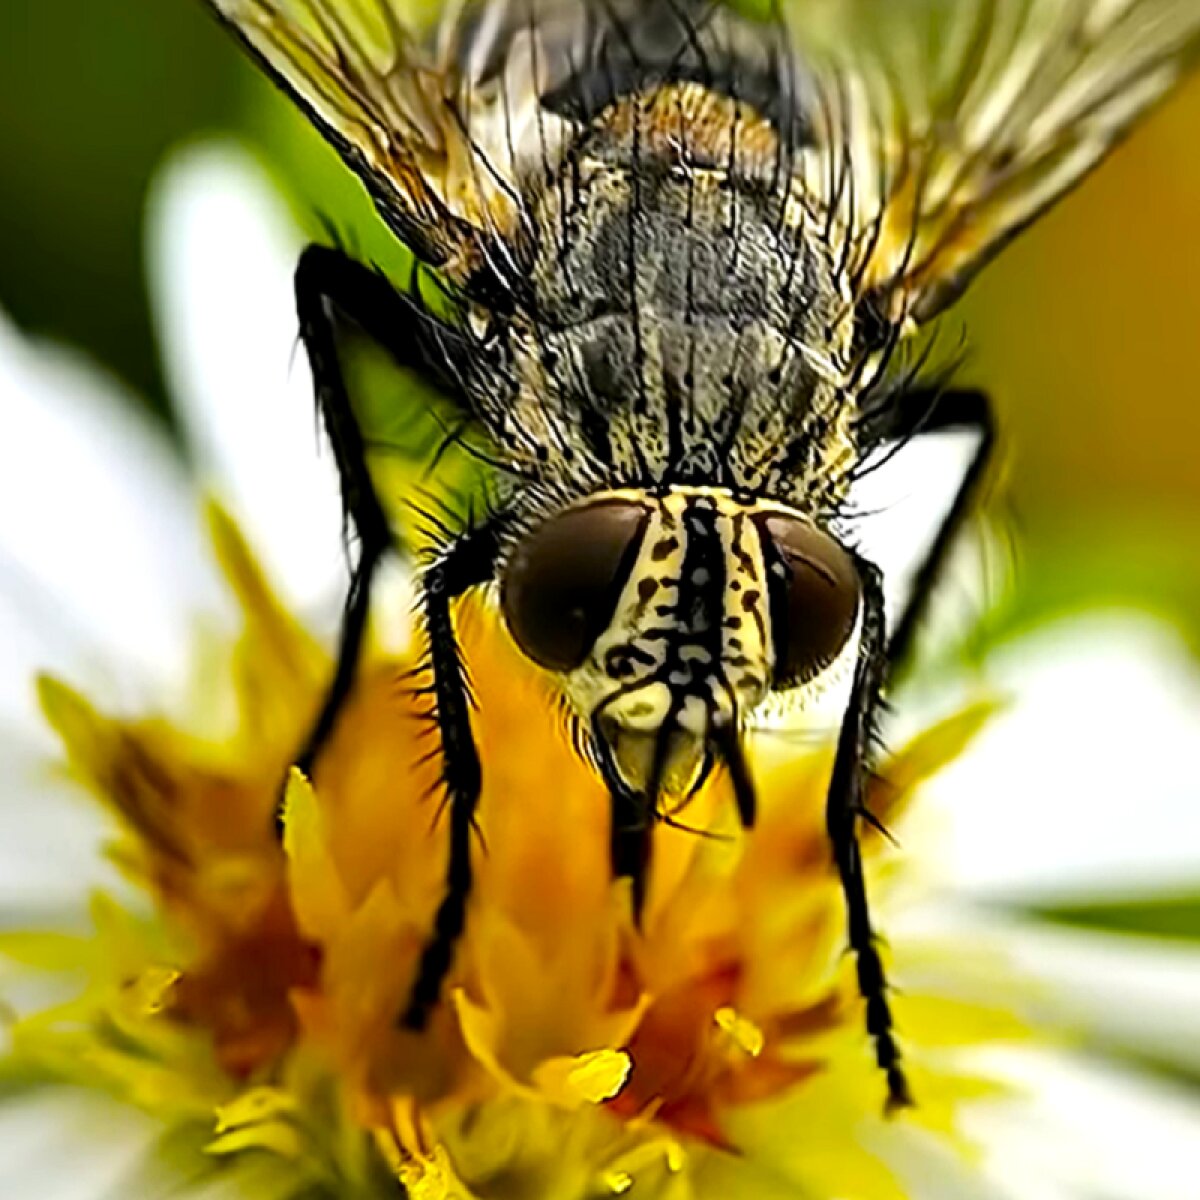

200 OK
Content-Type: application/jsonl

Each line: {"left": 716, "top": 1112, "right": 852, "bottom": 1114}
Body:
{"left": 963, "top": 72, "right": 1200, "bottom": 646}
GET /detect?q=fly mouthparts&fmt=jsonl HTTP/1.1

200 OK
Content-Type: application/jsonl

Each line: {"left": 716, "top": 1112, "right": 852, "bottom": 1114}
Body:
{"left": 711, "top": 722, "right": 757, "bottom": 829}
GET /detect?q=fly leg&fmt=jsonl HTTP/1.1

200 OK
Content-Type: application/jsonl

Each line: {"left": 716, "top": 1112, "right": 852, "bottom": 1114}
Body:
{"left": 826, "top": 557, "right": 911, "bottom": 1110}
{"left": 402, "top": 519, "right": 503, "bottom": 1028}
{"left": 857, "top": 387, "right": 997, "bottom": 667}
{"left": 291, "top": 244, "right": 500, "bottom": 1026}
{"left": 286, "top": 243, "right": 473, "bottom": 802}
{"left": 832, "top": 388, "right": 996, "bottom": 1111}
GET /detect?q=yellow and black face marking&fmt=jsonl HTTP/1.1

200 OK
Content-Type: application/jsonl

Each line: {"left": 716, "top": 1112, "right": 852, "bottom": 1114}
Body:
{"left": 503, "top": 487, "right": 861, "bottom": 803}
{"left": 199, "top": 0, "right": 1200, "bottom": 1111}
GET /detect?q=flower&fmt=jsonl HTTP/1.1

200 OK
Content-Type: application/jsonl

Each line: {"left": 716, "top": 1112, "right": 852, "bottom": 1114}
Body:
{"left": 3, "top": 142, "right": 1200, "bottom": 1200}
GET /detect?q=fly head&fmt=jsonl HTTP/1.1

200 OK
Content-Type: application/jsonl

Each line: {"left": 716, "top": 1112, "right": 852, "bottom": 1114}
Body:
{"left": 500, "top": 487, "right": 861, "bottom": 813}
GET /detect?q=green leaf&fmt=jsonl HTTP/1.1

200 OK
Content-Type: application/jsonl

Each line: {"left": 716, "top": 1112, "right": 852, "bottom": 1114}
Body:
{"left": 1026, "top": 892, "right": 1200, "bottom": 942}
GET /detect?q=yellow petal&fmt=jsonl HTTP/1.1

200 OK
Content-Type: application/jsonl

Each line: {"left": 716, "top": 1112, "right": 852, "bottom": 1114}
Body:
{"left": 214, "top": 1086, "right": 299, "bottom": 1133}
{"left": 866, "top": 697, "right": 1003, "bottom": 827}
{"left": 36, "top": 675, "right": 110, "bottom": 783}
{"left": 282, "top": 767, "right": 350, "bottom": 941}
{"left": 207, "top": 1121, "right": 305, "bottom": 1160}
{"left": 0, "top": 930, "right": 93, "bottom": 972}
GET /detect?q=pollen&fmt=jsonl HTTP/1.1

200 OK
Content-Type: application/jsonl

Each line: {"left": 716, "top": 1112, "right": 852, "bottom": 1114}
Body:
{"left": 537, "top": 1048, "right": 633, "bottom": 1105}
{"left": 714, "top": 1007, "right": 765, "bottom": 1058}
{"left": 604, "top": 1170, "right": 634, "bottom": 1195}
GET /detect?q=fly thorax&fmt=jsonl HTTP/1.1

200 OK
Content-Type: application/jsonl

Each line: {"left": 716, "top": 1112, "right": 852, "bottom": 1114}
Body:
{"left": 485, "top": 85, "right": 860, "bottom": 497}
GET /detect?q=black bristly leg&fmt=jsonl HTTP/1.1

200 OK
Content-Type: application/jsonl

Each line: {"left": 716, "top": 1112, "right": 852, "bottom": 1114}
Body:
{"left": 827, "top": 557, "right": 910, "bottom": 1110}
{"left": 402, "top": 518, "right": 503, "bottom": 1029}
{"left": 286, "top": 244, "right": 474, "bottom": 814}
{"left": 832, "top": 389, "right": 995, "bottom": 1111}
{"left": 858, "top": 387, "right": 997, "bottom": 669}
{"left": 291, "top": 243, "right": 502, "bottom": 1028}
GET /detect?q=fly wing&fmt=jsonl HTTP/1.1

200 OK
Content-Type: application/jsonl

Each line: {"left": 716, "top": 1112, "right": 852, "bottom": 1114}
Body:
{"left": 202, "top": 0, "right": 1199, "bottom": 306}
{"left": 785, "top": 0, "right": 1200, "bottom": 326}
{"left": 202, "top": 0, "right": 573, "bottom": 282}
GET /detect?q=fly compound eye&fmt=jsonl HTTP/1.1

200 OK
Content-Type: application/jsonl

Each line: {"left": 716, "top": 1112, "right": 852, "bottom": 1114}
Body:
{"left": 755, "top": 515, "right": 861, "bottom": 688}
{"left": 501, "top": 501, "right": 649, "bottom": 672}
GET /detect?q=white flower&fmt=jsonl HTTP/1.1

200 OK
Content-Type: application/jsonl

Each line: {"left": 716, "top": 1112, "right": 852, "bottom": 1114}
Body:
{"left": 1, "top": 141, "right": 1199, "bottom": 1200}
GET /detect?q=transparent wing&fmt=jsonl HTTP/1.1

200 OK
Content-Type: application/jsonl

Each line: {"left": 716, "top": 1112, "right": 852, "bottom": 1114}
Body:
{"left": 786, "top": 0, "right": 1200, "bottom": 325}
{"left": 202, "top": 0, "right": 1200, "bottom": 306}
{"left": 202, "top": 0, "right": 570, "bottom": 280}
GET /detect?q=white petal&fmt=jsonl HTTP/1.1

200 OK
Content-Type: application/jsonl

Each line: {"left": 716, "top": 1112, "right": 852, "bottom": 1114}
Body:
{"left": 147, "top": 141, "right": 346, "bottom": 625}
{"left": 0, "top": 769, "right": 120, "bottom": 920}
{"left": 844, "top": 423, "right": 996, "bottom": 656}
{"left": 862, "top": 1124, "right": 1034, "bottom": 1200}
{"left": 0, "top": 310, "right": 219, "bottom": 739}
{"left": 960, "top": 1047, "right": 1200, "bottom": 1200}
{"left": 898, "top": 906, "right": 1200, "bottom": 1075}
{"left": 0, "top": 1090, "right": 159, "bottom": 1200}
{"left": 910, "top": 613, "right": 1200, "bottom": 901}
{"left": 1004, "top": 927, "right": 1200, "bottom": 1074}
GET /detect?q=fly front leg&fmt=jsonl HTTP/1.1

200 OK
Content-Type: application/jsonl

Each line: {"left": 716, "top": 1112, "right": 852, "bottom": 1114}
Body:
{"left": 857, "top": 387, "right": 997, "bottom": 669}
{"left": 402, "top": 519, "right": 503, "bottom": 1029}
{"left": 291, "top": 242, "right": 501, "bottom": 1025}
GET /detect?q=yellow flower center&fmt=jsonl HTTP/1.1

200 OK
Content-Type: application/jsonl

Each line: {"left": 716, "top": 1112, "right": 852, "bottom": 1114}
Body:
{"left": 14, "top": 507, "right": 1014, "bottom": 1199}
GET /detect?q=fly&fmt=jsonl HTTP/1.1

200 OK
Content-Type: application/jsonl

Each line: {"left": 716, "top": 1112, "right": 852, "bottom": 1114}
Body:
{"left": 199, "top": 0, "right": 1200, "bottom": 1110}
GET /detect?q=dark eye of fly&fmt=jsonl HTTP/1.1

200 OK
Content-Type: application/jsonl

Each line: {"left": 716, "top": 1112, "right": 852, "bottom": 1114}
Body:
{"left": 501, "top": 501, "right": 649, "bottom": 672}
{"left": 754, "top": 515, "right": 861, "bottom": 688}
